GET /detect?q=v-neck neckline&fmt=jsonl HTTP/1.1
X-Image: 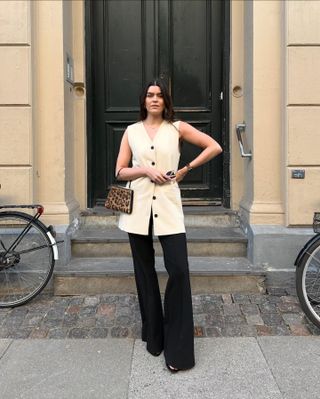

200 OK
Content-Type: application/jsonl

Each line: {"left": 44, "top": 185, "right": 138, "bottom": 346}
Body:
{"left": 142, "top": 120, "right": 165, "bottom": 142}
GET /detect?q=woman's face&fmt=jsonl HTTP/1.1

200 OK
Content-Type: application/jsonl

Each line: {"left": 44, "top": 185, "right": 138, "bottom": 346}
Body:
{"left": 144, "top": 85, "right": 165, "bottom": 116}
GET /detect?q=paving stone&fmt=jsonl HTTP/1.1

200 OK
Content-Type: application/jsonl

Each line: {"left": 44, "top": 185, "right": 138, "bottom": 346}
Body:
{"left": 131, "top": 323, "right": 142, "bottom": 338}
{"left": 205, "top": 327, "right": 222, "bottom": 337}
{"left": 100, "top": 294, "right": 120, "bottom": 304}
{"left": 241, "top": 304, "right": 260, "bottom": 315}
{"left": 249, "top": 294, "right": 269, "bottom": 305}
{"left": 240, "top": 325, "right": 257, "bottom": 337}
{"left": 0, "top": 328, "right": 9, "bottom": 338}
{"left": 224, "top": 315, "right": 247, "bottom": 325}
{"left": 41, "top": 318, "right": 63, "bottom": 328}
{"left": 45, "top": 308, "right": 66, "bottom": 319}
{"left": 47, "top": 328, "right": 69, "bottom": 339}
{"left": 193, "top": 314, "right": 207, "bottom": 325}
{"left": 68, "top": 296, "right": 84, "bottom": 305}
{"left": 245, "top": 314, "right": 264, "bottom": 326}
{"left": 7, "top": 328, "right": 32, "bottom": 339}
{"left": 63, "top": 314, "right": 79, "bottom": 327}
{"left": 280, "top": 295, "right": 299, "bottom": 304}
{"left": 282, "top": 313, "right": 305, "bottom": 325}
{"left": 79, "top": 306, "right": 97, "bottom": 318}
{"left": 266, "top": 295, "right": 282, "bottom": 304}
{"left": 84, "top": 296, "right": 100, "bottom": 306}
{"left": 0, "top": 314, "right": 8, "bottom": 325}
{"left": 97, "top": 303, "right": 116, "bottom": 317}
{"left": 111, "top": 326, "right": 129, "bottom": 338}
{"left": 223, "top": 304, "right": 242, "bottom": 316}
{"left": 22, "top": 314, "right": 43, "bottom": 327}
{"left": 232, "top": 294, "right": 251, "bottom": 304}
{"left": 306, "top": 323, "right": 320, "bottom": 335}
{"left": 267, "top": 287, "right": 288, "bottom": 296}
{"left": 271, "top": 325, "right": 291, "bottom": 336}
{"left": 256, "top": 325, "right": 273, "bottom": 336}
{"left": 78, "top": 317, "right": 96, "bottom": 328}
{"left": 192, "top": 295, "right": 202, "bottom": 306}
{"left": 66, "top": 305, "right": 81, "bottom": 315}
{"left": 115, "top": 315, "right": 133, "bottom": 327}
{"left": 289, "top": 324, "right": 311, "bottom": 336}
{"left": 259, "top": 303, "right": 279, "bottom": 314}
{"left": 261, "top": 313, "right": 284, "bottom": 326}
{"left": 96, "top": 316, "right": 115, "bottom": 328}
{"left": 201, "top": 294, "right": 223, "bottom": 304}
{"left": 88, "top": 327, "right": 108, "bottom": 338}
{"left": 205, "top": 314, "right": 225, "bottom": 328}
{"left": 194, "top": 326, "right": 205, "bottom": 337}
{"left": 68, "top": 328, "right": 91, "bottom": 339}
{"left": 286, "top": 287, "right": 297, "bottom": 296}
{"left": 221, "top": 294, "right": 233, "bottom": 304}
{"left": 221, "top": 325, "right": 242, "bottom": 337}
{"left": 30, "top": 327, "right": 49, "bottom": 339}
{"left": 202, "top": 303, "right": 222, "bottom": 315}
{"left": 277, "top": 302, "right": 302, "bottom": 313}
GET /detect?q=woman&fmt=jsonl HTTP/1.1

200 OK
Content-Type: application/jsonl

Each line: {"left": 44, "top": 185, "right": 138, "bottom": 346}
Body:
{"left": 115, "top": 79, "right": 222, "bottom": 372}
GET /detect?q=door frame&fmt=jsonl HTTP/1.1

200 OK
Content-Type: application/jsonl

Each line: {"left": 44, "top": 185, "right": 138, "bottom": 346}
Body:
{"left": 85, "top": 0, "right": 230, "bottom": 208}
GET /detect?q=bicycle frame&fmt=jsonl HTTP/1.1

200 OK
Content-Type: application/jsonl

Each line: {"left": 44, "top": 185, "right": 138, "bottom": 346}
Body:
{"left": 0, "top": 205, "right": 60, "bottom": 260}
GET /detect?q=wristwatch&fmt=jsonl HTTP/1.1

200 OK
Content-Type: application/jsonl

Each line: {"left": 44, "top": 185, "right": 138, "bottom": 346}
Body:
{"left": 185, "top": 163, "right": 193, "bottom": 172}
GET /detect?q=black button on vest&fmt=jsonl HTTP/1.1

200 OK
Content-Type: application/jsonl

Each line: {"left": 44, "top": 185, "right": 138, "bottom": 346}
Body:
{"left": 151, "top": 161, "right": 155, "bottom": 166}
{"left": 154, "top": 214, "right": 158, "bottom": 218}
{"left": 153, "top": 196, "right": 156, "bottom": 200}
{"left": 151, "top": 146, "right": 154, "bottom": 150}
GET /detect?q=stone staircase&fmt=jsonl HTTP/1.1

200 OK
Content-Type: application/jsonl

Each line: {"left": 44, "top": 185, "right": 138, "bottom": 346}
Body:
{"left": 54, "top": 207, "right": 265, "bottom": 295}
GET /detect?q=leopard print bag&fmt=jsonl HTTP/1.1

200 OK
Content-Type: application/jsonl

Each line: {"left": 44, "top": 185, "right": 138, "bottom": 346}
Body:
{"left": 105, "top": 184, "right": 133, "bottom": 214}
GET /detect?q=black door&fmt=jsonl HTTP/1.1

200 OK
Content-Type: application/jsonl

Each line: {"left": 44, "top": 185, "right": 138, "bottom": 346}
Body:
{"left": 86, "top": 0, "right": 228, "bottom": 207}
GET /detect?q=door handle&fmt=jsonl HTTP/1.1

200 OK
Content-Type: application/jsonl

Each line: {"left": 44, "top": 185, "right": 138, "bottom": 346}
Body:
{"left": 236, "top": 122, "right": 252, "bottom": 159}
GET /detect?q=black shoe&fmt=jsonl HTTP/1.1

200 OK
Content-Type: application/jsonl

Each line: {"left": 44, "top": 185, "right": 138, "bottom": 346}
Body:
{"left": 166, "top": 363, "right": 179, "bottom": 373}
{"left": 148, "top": 348, "right": 162, "bottom": 357}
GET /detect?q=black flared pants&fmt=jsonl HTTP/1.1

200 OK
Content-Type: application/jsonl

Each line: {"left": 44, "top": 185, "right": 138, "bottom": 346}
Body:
{"left": 128, "top": 217, "right": 195, "bottom": 370}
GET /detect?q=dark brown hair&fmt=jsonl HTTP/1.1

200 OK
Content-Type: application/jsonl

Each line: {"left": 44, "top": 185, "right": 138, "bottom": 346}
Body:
{"left": 139, "top": 79, "right": 175, "bottom": 122}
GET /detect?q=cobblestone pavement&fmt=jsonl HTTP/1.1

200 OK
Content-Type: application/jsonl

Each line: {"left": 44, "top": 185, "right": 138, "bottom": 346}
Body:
{"left": 0, "top": 287, "right": 319, "bottom": 339}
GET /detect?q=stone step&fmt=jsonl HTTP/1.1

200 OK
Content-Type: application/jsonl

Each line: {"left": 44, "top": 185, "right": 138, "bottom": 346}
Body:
{"left": 54, "top": 256, "right": 265, "bottom": 295}
{"left": 79, "top": 206, "right": 240, "bottom": 228}
{"left": 71, "top": 226, "right": 247, "bottom": 258}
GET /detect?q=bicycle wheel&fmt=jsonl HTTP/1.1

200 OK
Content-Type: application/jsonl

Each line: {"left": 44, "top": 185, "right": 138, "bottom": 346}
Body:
{"left": 0, "top": 212, "right": 54, "bottom": 307}
{"left": 296, "top": 237, "right": 320, "bottom": 328}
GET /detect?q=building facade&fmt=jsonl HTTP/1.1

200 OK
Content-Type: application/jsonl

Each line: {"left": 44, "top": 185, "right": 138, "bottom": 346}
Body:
{"left": 0, "top": 0, "right": 319, "bottom": 278}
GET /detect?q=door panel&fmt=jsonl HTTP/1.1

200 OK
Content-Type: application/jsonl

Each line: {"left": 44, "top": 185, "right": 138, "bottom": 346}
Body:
{"left": 87, "top": 0, "right": 225, "bottom": 206}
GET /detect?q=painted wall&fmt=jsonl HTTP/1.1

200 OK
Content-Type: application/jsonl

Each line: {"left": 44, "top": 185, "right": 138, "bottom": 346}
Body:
{"left": 0, "top": 0, "right": 319, "bottom": 229}
{"left": 286, "top": 0, "right": 320, "bottom": 225}
{"left": 0, "top": 1, "right": 33, "bottom": 205}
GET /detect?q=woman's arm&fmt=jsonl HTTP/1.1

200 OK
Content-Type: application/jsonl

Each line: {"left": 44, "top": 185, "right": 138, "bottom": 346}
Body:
{"left": 115, "top": 130, "right": 170, "bottom": 184}
{"left": 175, "top": 121, "right": 223, "bottom": 182}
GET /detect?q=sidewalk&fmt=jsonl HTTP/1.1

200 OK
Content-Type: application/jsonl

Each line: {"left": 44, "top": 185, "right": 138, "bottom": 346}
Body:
{"left": 1, "top": 336, "right": 320, "bottom": 398}
{"left": 0, "top": 290, "right": 320, "bottom": 398}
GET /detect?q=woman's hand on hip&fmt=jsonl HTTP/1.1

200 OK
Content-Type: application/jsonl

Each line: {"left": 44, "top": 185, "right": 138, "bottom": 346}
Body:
{"left": 175, "top": 168, "right": 188, "bottom": 183}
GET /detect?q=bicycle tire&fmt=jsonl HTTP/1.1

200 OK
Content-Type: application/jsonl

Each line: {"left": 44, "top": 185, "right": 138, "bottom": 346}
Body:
{"left": 296, "top": 236, "right": 320, "bottom": 329}
{"left": 0, "top": 211, "right": 54, "bottom": 307}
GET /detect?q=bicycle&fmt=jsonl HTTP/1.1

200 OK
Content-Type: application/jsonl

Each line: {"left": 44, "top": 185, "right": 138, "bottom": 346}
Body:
{"left": 0, "top": 205, "right": 61, "bottom": 308}
{"left": 295, "top": 212, "right": 320, "bottom": 328}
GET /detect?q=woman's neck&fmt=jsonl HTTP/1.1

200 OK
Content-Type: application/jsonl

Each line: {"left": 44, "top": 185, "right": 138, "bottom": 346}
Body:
{"left": 144, "top": 115, "right": 164, "bottom": 126}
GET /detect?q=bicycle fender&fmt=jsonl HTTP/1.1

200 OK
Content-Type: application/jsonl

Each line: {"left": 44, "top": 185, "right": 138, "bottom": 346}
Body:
{"left": 47, "top": 231, "right": 59, "bottom": 260}
{"left": 295, "top": 234, "right": 320, "bottom": 267}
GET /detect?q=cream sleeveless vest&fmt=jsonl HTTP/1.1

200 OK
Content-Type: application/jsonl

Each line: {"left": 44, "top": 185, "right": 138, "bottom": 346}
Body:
{"left": 118, "top": 120, "right": 185, "bottom": 236}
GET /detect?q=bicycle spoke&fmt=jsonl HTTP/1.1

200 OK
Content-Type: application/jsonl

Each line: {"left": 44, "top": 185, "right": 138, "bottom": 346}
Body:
{"left": 0, "top": 212, "right": 54, "bottom": 307}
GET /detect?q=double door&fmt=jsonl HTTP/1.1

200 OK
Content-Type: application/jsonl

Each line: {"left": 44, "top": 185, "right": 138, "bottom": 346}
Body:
{"left": 87, "top": 0, "right": 227, "bottom": 207}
